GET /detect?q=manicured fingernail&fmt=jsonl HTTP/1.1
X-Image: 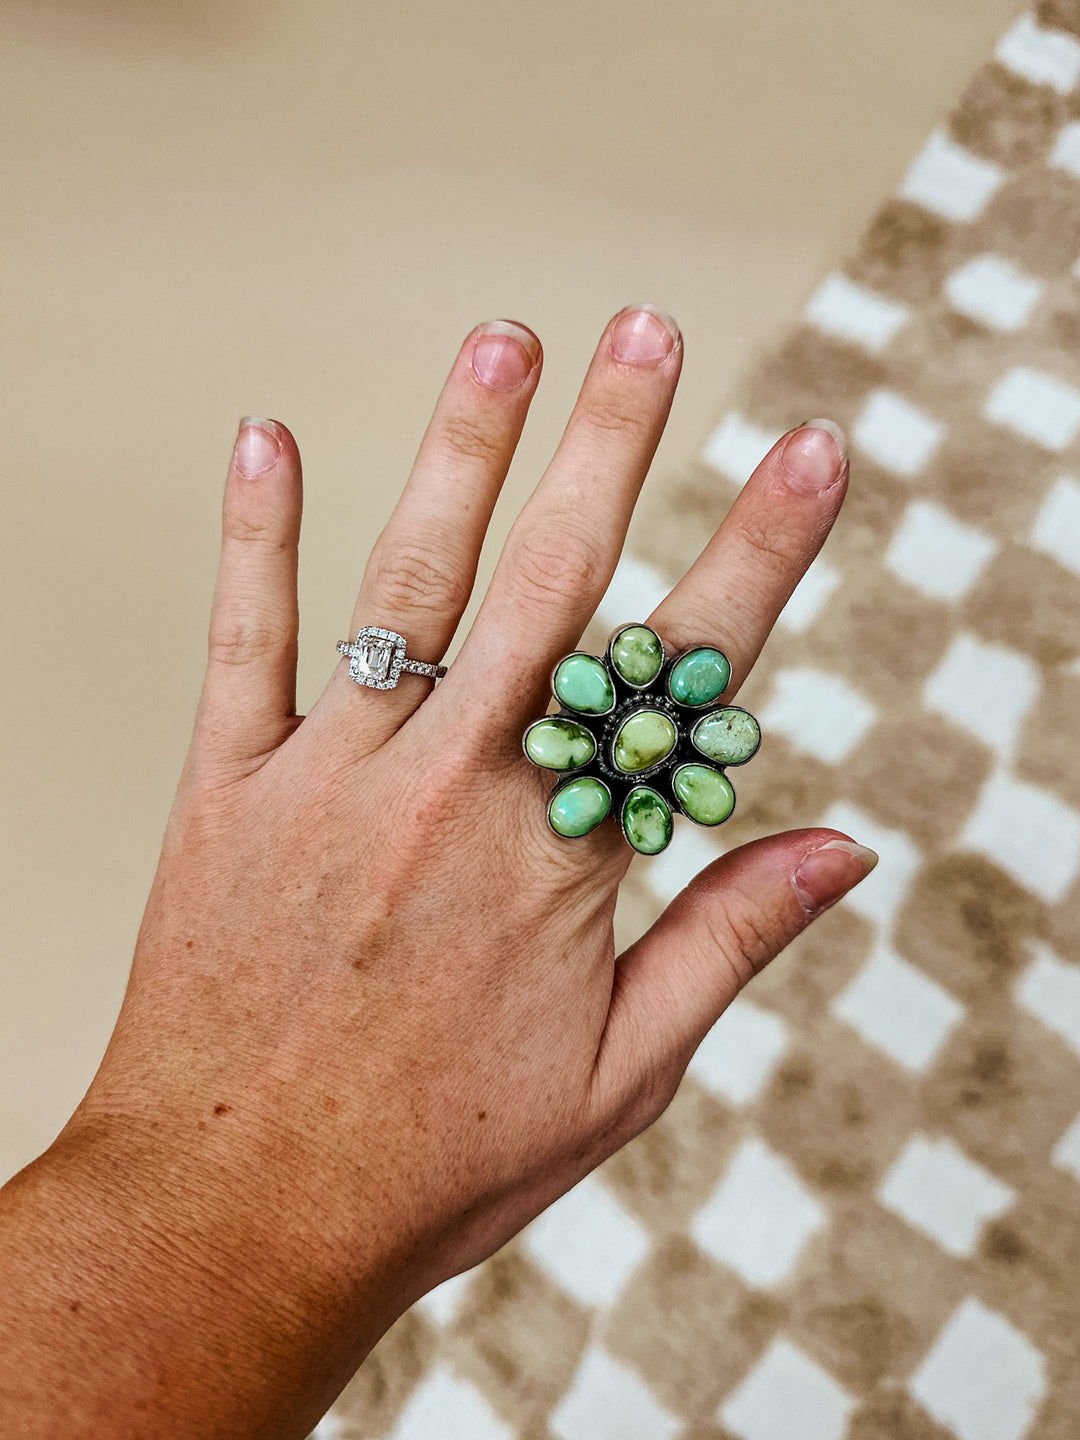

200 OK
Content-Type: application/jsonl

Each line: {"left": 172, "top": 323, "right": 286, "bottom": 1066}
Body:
{"left": 780, "top": 419, "right": 847, "bottom": 493}
{"left": 792, "top": 838, "right": 878, "bottom": 915}
{"left": 234, "top": 418, "right": 282, "bottom": 478}
{"left": 610, "top": 303, "right": 680, "bottom": 366}
{"left": 471, "top": 320, "right": 540, "bottom": 391}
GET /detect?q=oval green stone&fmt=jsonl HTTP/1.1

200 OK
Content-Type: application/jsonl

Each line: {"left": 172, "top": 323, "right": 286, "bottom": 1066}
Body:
{"left": 612, "top": 708, "right": 677, "bottom": 774}
{"left": 524, "top": 716, "right": 596, "bottom": 770}
{"left": 621, "top": 786, "right": 674, "bottom": 855}
{"left": 691, "top": 707, "right": 761, "bottom": 766}
{"left": 549, "top": 776, "right": 611, "bottom": 837}
{"left": 667, "top": 647, "right": 731, "bottom": 707}
{"left": 553, "top": 653, "right": 615, "bottom": 715}
{"left": 609, "top": 625, "right": 664, "bottom": 687}
{"left": 673, "top": 764, "right": 736, "bottom": 826}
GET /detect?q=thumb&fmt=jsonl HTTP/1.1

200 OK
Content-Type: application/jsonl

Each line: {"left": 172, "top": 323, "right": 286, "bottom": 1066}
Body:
{"left": 598, "top": 828, "right": 877, "bottom": 1120}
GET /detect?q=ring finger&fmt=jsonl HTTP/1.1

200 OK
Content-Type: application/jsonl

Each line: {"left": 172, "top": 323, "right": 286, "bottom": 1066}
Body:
{"left": 328, "top": 319, "right": 543, "bottom": 747}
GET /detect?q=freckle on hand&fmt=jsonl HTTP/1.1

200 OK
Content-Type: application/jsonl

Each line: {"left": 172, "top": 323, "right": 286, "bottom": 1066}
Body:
{"left": 213, "top": 1103, "right": 230, "bottom": 1116}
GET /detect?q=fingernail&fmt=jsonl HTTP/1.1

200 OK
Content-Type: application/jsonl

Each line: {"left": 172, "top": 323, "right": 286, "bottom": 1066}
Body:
{"left": 234, "top": 418, "right": 282, "bottom": 478}
{"left": 610, "top": 303, "right": 680, "bottom": 366}
{"left": 780, "top": 419, "right": 847, "bottom": 493}
{"left": 471, "top": 320, "right": 541, "bottom": 391}
{"left": 792, "top": 838, "right": 878, "bottom": 915}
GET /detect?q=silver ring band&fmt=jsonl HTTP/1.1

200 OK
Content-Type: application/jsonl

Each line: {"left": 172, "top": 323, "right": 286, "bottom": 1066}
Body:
{"left": 337, "top": 626, "right": 447, "bottom": 691}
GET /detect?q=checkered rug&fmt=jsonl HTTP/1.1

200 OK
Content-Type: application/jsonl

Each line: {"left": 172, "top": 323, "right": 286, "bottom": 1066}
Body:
{"left": 318, "top": 8, "right": 1080, "bottom": 1437}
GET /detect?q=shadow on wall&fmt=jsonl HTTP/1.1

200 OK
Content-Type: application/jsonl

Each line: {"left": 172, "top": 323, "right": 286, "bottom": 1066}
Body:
{"left": 3, "top": 0, "right": 282, "bottom": 52}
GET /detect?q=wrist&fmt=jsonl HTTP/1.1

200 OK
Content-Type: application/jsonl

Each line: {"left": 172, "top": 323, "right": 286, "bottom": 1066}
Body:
{"left": 0, "top": 1108, "right": 407, "bottom": 1437}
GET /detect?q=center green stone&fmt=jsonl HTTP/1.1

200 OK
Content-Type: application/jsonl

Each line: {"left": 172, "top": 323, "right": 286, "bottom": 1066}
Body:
{"left": 691, "top": 707, "right": 761, "bottom": 766}
{"left": 609, "top": 625, "right": 664, "bottom": 687}
{"left": 524, "top": 716, "right": 596, "bottom": 770}
{"left": 672, "top": 763, "right": 736, "bottom": 826}
{"left": 621, "top": 786, "right": 674, "bottom": 854}
{"left": 553, "top": 652, "right": 615, "bottom": 715}
{"left": 667, "top": 647, "right": 731, "bottom": 706}
{"left": 612, "top": 708, "right": 677, "bottom": 774}
{"left": 548, "top": 776, "right": 611, "bottom": 837}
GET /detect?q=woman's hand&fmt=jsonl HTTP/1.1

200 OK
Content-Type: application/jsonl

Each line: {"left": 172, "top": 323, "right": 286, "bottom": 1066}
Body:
{"left": 0, "top": 306, "right": 873, "bottom": 1438}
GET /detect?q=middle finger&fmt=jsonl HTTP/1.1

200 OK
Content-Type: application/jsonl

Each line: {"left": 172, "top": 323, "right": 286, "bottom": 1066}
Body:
{"left": 449, "top": 303, "right": 683, "bottom": 716}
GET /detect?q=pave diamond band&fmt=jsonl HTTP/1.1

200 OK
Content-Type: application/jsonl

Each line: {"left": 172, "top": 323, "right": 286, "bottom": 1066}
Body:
{"left": 337, "top": 626, "right": 447, "bottom": 691}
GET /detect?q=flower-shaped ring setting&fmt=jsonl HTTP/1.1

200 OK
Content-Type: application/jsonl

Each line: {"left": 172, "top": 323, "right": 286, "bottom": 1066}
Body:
{"left": 522, "top": 623, "right": 761, "bottom": 856}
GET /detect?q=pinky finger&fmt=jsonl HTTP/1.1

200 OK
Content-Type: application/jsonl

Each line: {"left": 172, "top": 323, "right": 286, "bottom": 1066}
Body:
{"left": 195, "top": 418, "right": 303, "bottom": 777}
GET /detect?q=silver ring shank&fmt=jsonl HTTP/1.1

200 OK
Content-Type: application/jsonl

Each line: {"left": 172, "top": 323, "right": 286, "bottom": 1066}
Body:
{"left": 399, "top": 656, "right": 447, "bottom": 679}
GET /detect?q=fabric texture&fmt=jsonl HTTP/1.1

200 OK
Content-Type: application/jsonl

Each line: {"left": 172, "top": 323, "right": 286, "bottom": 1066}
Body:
{"left": 320, "top": 7, "right": 1080, "bottom": 1436}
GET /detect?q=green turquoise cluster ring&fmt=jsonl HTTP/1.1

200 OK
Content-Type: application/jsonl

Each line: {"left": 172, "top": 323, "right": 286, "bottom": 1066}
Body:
{"left": 522, "top": 622, "right": 761, "bottom": 856}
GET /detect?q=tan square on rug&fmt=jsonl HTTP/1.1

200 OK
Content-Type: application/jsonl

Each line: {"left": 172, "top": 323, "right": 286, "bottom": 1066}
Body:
{"left": 320, "top": 7, "right": 1080, "bottom": 1437}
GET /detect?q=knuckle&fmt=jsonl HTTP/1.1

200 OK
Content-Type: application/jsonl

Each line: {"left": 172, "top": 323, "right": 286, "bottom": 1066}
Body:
{"left": 509, "top": 524, "right": 605, "bottom": 611}
{"left": 208, "top": 614, "right": 293, "bottom": 668}
{"left": 222, "top": 506, "right": 286, "bottom": 549}
{"left": 735, "top": 511, "right": 803, "bottom": 571}
{"left": 369, "top": 540, "right": 471, "bottom": 617}
{"left": 439, "top": 412, "right": 508, "bottom": 468}
{"left": 579, "top": 391, "right": 651, "bottom": 441}
{"left": 385, "top": 747, "right": 488, "bottom": 864}
{"left": 714, "top": 896, "right": 780, "bottom": 982}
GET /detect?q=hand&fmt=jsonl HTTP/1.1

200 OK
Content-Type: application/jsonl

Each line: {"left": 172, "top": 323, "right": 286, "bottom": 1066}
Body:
{"left": 0, "top": 305, "right": 873, "bottom": 1438}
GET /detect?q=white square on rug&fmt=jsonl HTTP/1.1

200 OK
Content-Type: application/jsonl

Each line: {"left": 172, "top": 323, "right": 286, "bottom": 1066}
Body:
{"left": 691, "top": 1135, "right": 826, "bottom": 1288}
{"left": 984, "top": 366, "right": 1080, "bottom": 451}
{"left": 878, "top": 1133, "right": 1014, "bottom": 1257}
{"left": 945, "top": 254, "right": 1044, "bottom": 331}
{"left": 389, "top": 1367, "right": 512, "bottom": 1440}
{"left": 1014, "top": 941, "right": 1080, "bottom": 1057}
{"left": 885, "top": 500, "right": 998, "bottom": 602}
{"left": 833, "top": 947, "right": 964, "bottom": 1073}
{"left": 720, "top": 1337, "right": 855, "bottom": 1440}
{"left": 701, "top": 411, "right": 783, "bottom": 485}
{"left": 852, "top": 389, "right": 945, "bottom": 477}
{"left": 758, "top": 668, "right": 877, "bottom": 765}
{"left": 690, "top": 998, "right": 789, "bottom": 1108}
{"left": 1031, "top": 475, "right": 1080, "bottom": 576}
{"left": 550, "top": 1347, "right": 680, "bottom": 1440}
{"left": 923, "top": 632, "right": 1041, "bottom": 760}
{"left": 413, "top": 1270, "right": 475, "bottom": 1328}
{"left": 597, "top": 555, "right": 671, "bottom": 632}
{"left": 521, "top": 1173, "right": 649, "bottom": 1310}
{"left": 777, "top": 556, "right": 842, "bottom": 634}
{"left": 1050, "top": 119, "right": 1080, "bottom": 178}
{"left": 803, "top": 273, "right": 908, "bottom": 352}
{"left": 961, "top": 772, "right": 1080, "bottom": 905}
{"left": 899, "top": 131, "right": 1005, "bottom": 222}
{"left": 1052, "top": 1112, "right": 1080, "bottom": 1181}
{"left": 995, "top": 14, "right": 1080, "bottom": 93}
{"left": 909, "top": 1298, "right": 1046, "bottom": 1440}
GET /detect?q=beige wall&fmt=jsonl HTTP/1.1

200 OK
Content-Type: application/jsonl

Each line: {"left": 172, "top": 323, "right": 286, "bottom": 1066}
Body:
{"left": 0, "top": 0, "right": 1020, "bottom": 1182}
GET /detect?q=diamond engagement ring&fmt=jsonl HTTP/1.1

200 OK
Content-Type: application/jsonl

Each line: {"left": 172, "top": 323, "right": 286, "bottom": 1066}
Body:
{"left": 337, "top": 626, "right": 448, "bottom": 691}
